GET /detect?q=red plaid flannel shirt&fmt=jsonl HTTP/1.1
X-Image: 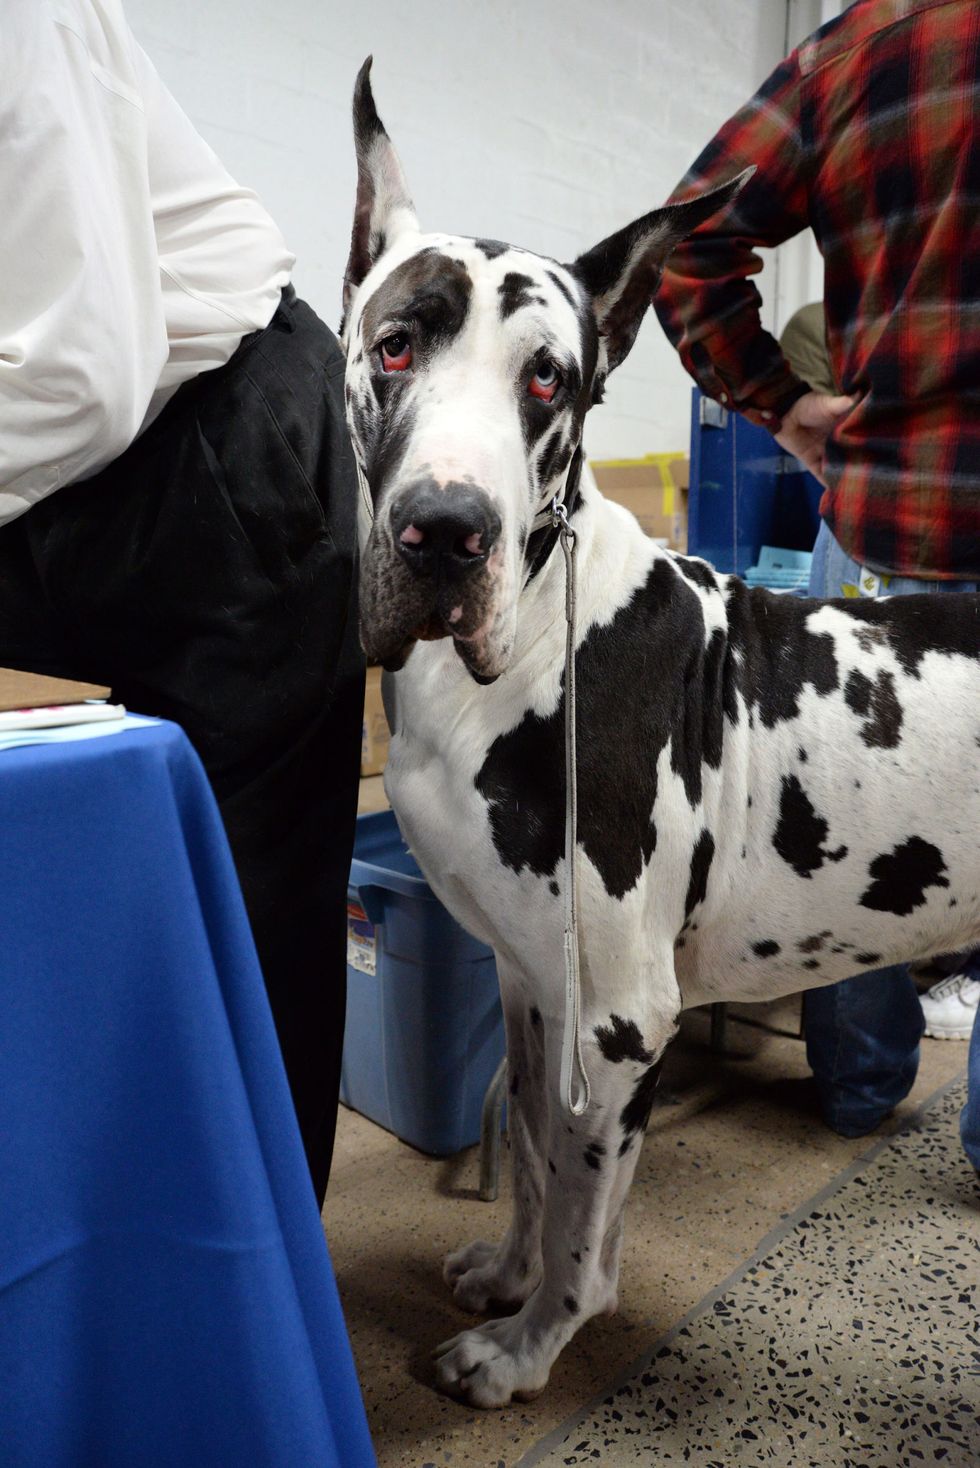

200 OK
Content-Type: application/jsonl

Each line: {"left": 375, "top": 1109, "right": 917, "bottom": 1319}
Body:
{"left": 655, "top": 0, "right": 980, "bottom": 580}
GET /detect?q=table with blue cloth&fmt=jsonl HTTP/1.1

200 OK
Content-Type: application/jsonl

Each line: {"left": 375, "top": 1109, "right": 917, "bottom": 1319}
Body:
{"left": 0, "top": 718, "right": 375, "bottom": 1468}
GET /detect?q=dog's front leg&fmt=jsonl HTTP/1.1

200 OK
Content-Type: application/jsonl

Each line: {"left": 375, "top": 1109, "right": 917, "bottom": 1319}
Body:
{"left": 445, "top": 965, "right": 547, "bottom": 1312}
{"left": 434, "top": 1001, "right": 673, "bottom": 1407}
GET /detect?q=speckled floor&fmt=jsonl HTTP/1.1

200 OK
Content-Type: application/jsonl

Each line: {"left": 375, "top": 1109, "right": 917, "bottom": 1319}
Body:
{"left": 323, "top": 999, "right": 976, "bottom": 1468}
{"left": 518, "top": 1078, "right": 980, "bottom": 1467}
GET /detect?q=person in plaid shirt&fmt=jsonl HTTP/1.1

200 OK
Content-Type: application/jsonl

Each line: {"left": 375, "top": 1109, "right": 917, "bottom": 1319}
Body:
{"left": 656, "top": 0, "right": 979, "bottom": 1167}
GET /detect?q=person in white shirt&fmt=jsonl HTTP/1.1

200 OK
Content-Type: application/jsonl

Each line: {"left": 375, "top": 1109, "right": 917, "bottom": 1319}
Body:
{"left": 0, "top": 0, "right": 363, "bottom": 1205}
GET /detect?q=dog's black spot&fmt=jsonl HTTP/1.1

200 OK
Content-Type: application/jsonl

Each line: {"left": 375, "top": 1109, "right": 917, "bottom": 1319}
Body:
{"left": 358, "top": 393, "right": 419, "bottom": 519}
{"left": 548, "top": 1158, "right": 556, "bottom": 1174}
{"left": 856, "top": 952, "right": 882, "bottom": 965}
{"left": 530, "top": 1006, "right": 542, "bottom": 1027}
{"left": 797, "top": 934, "right": 825, "bottom": 953}
{"left": 773, "top": 774, "right": 848, "bottom": 878}
{"left": 545, "top": 268, "right": 579, "bottom": 311}
{"left": 571, "top": 1250, "right": 581, "bottom": 1264}
{"left": 747, "top": 794, "right": 753, "bottom": 808}
{"left": 510, "top": 1071, "right": 520, "bottom": 1097}
{"left": 859, "top": 837, "right": 949, "bottom": 915}
{"left": 753, "top": 940, "right": 780, "bottom": 958}
{"left": 853, "top": 622, "right": 888, "bottom": 653}
{"left": 536, "top": 425, "right": 572, "bottom": 491}
{"left": 477, "top": 559, "right": 731, "bottom": 897}
{"left": 799, "top": 747, "right": 808, "bottom": 762}
{"left": 549, "top": 880, "right": 560, "bottom": 897}
{"left": 619, "top": 1056, "right": 666, "bottom": 1145}
{"left": 499, "top": 271, "right": 540, "bottom": 318}
{"left": 723, "top": 584, "right": 841, "bottom": 727}
{"left": 362, "top": 248, "right": 472, "bottom": 366}
{"left": 701, "top": 628, "right": 731, "bottom": 760}
{"left": 684, "top": 830, "right": 715, "bottom": 923}
{"left": 802, "top": 958, "right": 821, "bottom": 970}
{"left": 675, "top": 935, "right": 686, "bottom": 949}
{"left": 677, "top": 557, "right": 717, "bottom": 592}
{"left": 832, "top": 595, "right": 980, "bottom": 678}
{"left": 844, "top": 668, "right": 903, "bottom": 748}
{"left": 594, "top": 1015, "right": 654, "bottom": 1065}
{"left": 473, "top": 238, "right": 510, "bottom": 259}
{"left": 583, "top": 1147, "right": 602, "bottom": 1171}
{"left": 564, "top": 1295, "right": 579, "bottom": 1315}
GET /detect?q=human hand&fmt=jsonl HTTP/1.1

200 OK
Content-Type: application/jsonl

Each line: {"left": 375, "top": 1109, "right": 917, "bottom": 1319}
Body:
{"left": 773, "top": 391, "right": 857, "bottom": 487}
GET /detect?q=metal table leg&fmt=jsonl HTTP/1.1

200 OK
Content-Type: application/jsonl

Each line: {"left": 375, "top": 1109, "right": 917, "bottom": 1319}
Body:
{"left": 478, "top": 1056, "right": 508, "bottom": 1202}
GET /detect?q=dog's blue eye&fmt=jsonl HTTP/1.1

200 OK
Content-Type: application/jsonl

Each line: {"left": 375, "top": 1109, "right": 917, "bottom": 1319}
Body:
{"left": 529, "top": 362, "right": 561, "bottom": 402}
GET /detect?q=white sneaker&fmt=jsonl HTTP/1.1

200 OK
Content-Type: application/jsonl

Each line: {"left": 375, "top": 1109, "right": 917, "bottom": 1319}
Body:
{"left": 920, "top": 972, "right": 980, "bottom": 1040}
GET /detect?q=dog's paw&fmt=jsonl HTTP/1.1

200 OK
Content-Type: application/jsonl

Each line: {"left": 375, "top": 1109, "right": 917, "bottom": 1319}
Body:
{"left": 432, "top": 1317, "right": 549, "bottom": 1408}
{"left": 443, "top": 1239, "right": 540, "bottom": 1314}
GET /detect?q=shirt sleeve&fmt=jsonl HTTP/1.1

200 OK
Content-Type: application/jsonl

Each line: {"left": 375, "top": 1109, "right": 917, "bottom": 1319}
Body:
{"left": 0, "top": 1, "right": 168, "bottom": 523}
{"left": 654, "top": 50, "right": 814, "bottom": 430}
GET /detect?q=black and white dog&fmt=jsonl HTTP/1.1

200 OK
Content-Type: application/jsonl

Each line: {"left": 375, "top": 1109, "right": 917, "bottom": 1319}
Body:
{"left": 341, "top": 62, "right": 980, "bottom": 1407}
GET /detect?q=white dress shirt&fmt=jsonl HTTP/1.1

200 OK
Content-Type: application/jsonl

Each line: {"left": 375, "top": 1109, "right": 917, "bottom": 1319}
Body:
{"left": 0, "top": 0, "right": 295, "bottom": 526}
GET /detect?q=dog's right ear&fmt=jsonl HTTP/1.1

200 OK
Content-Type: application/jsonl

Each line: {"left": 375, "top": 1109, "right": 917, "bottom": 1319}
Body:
{"left": 570, "top": 167, "right": 754, "bottom": 377}
{"left": 342, "top": 58, "right": 419, "bottom": 324}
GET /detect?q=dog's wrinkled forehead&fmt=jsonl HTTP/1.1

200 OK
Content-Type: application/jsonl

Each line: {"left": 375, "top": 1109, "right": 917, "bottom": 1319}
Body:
{"left": 351, "top": 234, "right": 591, "bottom": 369}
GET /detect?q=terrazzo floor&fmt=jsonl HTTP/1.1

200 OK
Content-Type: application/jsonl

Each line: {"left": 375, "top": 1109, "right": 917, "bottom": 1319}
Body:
{"left": 519, "top": 1078, "right": 980, "bottom": 1467}
{"left": 323, "top": 998, "right": 977, "bottom": 1468}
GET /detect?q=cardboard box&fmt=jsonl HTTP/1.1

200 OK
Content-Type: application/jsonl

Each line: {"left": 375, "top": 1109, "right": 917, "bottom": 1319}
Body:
{"left": 361, "top": 665, "right": 391, "bottom": 777}
{"left": 0, "top": 668, "right": 110, "bottom": 712}
{"left": 590, "top": 454, "right": 689, "bottom": 552}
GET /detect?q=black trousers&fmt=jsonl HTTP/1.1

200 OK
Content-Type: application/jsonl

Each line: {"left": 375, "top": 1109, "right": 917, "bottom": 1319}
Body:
{"left": 0, "top": 290, "right": 364, "bottom": 1206}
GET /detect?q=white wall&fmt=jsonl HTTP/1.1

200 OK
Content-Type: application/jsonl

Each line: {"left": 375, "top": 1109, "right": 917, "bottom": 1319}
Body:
{"left": 127, "top": 0, "right": 795, "bottom": 460}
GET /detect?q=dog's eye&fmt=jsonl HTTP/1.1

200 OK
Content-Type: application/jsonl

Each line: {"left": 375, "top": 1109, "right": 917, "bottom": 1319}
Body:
{"left": 380, "top": 333, "right": 412, "bottom": 372}
{"left": 529, "top": 361, "right": 561, "bottom": 403}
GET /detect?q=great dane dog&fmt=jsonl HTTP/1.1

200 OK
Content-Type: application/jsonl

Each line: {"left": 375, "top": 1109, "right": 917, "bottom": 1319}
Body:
{"left": 340, "top": 61, "right": 980, "bottom": 1407}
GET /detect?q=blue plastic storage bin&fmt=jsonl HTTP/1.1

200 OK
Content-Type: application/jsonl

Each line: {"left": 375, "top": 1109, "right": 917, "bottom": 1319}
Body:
{"left": 341, "top": 810, "right": 505, "bottom": 1155}
{"left": 688, "top": 387, "right": 823, "bottom": 578}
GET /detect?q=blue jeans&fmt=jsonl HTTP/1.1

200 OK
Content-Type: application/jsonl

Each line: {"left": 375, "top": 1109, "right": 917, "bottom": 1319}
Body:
{"left": 804, "top": 523, "right": 979, "bottom": 1164}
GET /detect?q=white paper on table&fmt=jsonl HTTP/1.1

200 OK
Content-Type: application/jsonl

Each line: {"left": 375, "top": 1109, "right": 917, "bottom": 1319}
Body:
{"left": 0, "top": 702, "right": 126, "bottom": 732}
{"left": 0, "top": 714, "right": 159, "bottom": 753}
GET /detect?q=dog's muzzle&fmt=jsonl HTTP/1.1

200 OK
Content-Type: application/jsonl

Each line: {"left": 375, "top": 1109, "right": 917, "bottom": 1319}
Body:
{"left": 358, "top": 470, "right": 511, "bottom": 676}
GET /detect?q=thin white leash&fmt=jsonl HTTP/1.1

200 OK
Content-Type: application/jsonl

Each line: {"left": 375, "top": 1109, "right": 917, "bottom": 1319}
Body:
{"left": 361, "top": 453, "right": 590, "bottom": 1116}
{"left": 530, "top": 481, "right": 590, "bottom": 1116}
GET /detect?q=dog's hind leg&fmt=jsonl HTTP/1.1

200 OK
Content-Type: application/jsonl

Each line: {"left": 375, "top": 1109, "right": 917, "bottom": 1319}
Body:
{"left": 434, "top": 974, "right": 677, "bottom": 1407}
{"left": 444, "top": 962, "right": 547, "bottom": 1313}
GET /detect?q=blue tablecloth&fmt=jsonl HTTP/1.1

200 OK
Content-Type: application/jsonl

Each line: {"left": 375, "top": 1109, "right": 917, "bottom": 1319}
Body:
{"left": 0, "top": 720, "right": 375, "bottom": 1467}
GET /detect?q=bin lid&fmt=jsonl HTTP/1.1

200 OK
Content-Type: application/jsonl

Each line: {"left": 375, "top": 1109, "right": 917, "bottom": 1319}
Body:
{"left": 350, "top": 809, "right": 438, "bottom": 901}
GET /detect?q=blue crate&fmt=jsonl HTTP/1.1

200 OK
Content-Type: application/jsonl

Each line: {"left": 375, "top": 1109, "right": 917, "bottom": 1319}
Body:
{"left": 341, "top": 810, "right": 505, "bottom": 1155}
{"left": 688, "top": 388, "right": 823, "bottom": 581}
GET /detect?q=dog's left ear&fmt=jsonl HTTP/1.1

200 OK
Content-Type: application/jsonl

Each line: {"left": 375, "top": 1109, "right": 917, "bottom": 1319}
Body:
{"left": 343, "top": 58, "right": 420, "bottom": 323}
{"left": 570, "top": 167, "right": 755, "bottom": 375}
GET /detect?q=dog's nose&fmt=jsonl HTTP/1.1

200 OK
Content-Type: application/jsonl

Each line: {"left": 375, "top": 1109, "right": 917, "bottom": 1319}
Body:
{"left": 391, "top": 480, "right": 501, "bottom": 580}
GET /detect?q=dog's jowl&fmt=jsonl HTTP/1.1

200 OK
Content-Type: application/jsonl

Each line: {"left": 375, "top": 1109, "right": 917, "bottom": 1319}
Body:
{"left": 340, "top": 61, "right": 980, "bottom": 1408}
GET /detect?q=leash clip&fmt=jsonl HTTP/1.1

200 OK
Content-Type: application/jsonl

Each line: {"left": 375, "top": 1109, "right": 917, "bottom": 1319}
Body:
{"left": 550, "top": 496, "right": 574, "bottom": 539}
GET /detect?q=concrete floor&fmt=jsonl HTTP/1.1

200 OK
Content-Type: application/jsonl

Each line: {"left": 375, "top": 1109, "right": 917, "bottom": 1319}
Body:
{"left": 323, "top": 993, "right": 970, "bottom": 1468}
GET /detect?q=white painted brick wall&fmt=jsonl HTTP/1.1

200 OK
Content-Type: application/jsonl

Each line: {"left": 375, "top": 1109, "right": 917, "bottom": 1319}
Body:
{"left": 126, "top": 0, "right": 797, "bottom": 460}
